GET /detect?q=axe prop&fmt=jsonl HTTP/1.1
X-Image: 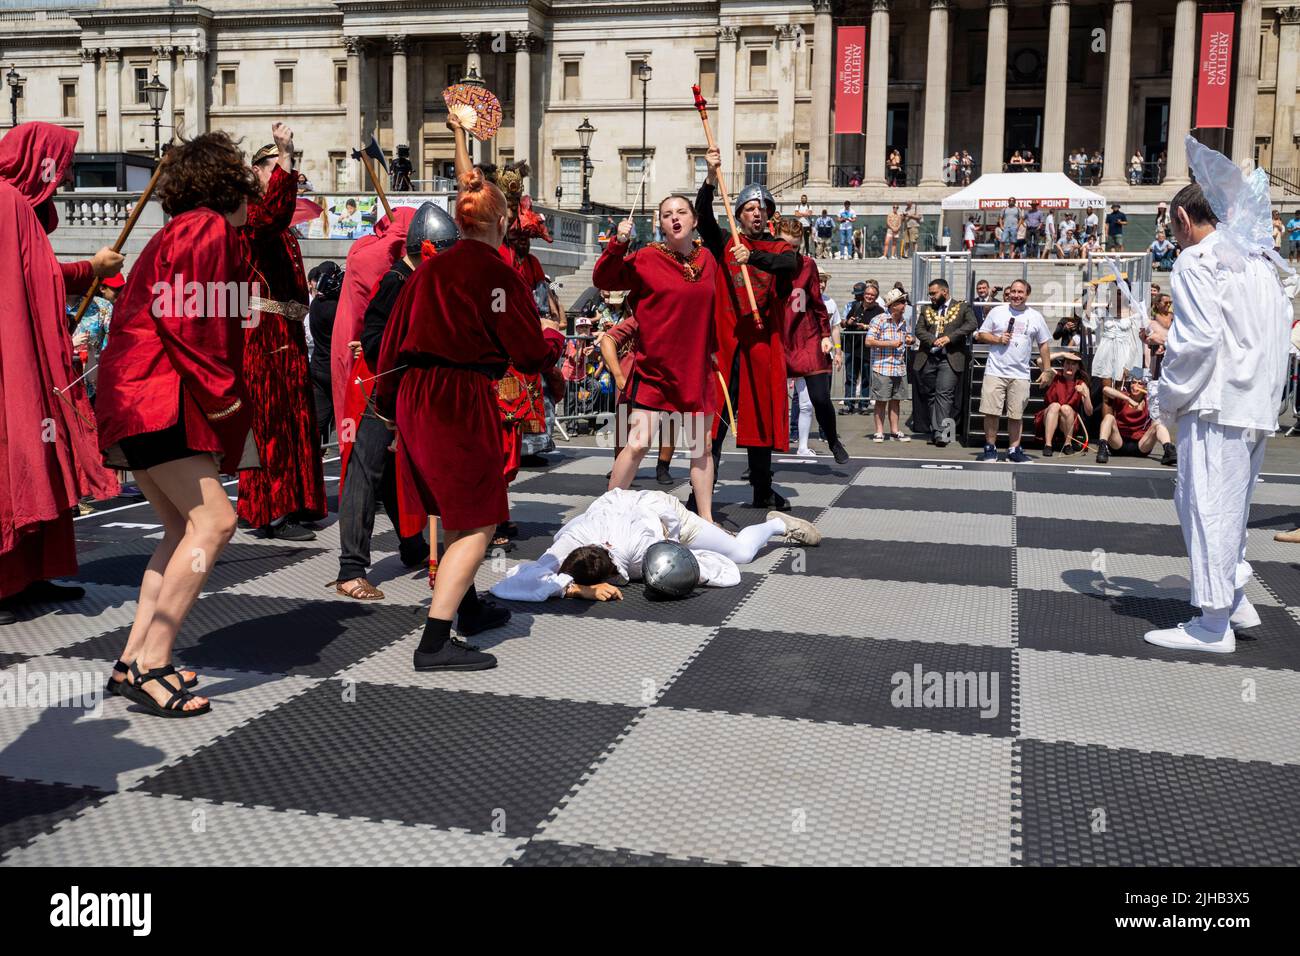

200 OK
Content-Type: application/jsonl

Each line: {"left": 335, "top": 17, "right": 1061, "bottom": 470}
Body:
{"left": 67, "top": 148, "right": 170, "bottom": 333}
{"left": 352, "top": 135, "right": 393, "bottom": 220}
{"left": 692, "top": 84, "right": 761, "bottom": 328}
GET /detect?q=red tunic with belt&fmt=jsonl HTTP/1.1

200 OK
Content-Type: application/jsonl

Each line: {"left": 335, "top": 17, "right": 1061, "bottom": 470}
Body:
{"left": 1033, "top": 375, "right": 1086, "bottom": 438}
{"left": 97, "top": 208, "right": 253, "bottom": 472}
{"left": 237, "top": 164, "right": 326, "bottom": 527}
{"left": 782, "top": 254, "right": 832, "bottom": 378}
{"left": 592, "top": 238, "right": 717, "bottom": 414}
{"left": 1115, "top": 396, "right": 1151, "bottom": 441}
{"left": 695, "top": 182, "right": 791, "bottom": 450}
{"left": 375, "top": 239, "right": 564, "bottom": 531}
{"left": 0, "top": 122, "right": 118, "bottom": 598}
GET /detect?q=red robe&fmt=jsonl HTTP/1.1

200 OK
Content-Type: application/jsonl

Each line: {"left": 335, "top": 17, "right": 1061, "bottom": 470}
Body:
{"left": 237, "top": 164, "right": 326, "bottom": 527}
{"left": 375, "top": 240, "right": 564, "bottom": 531}
{"left": 782, "top": 254, "right": 832, "bottom": 377}
{"left": 592, "top": 240, "right": 717, "bottom": 413}
{"left": 97, "top": 208, "right": 253, "bottom": 471}
{"left": 498, "top": 247, "right": 549, "bottom": 482}
{"left": 0, "top": 122, "right": 117, "bottom": 598}
{"left": 712, "top": 233, "right": 790, "bottom": 450}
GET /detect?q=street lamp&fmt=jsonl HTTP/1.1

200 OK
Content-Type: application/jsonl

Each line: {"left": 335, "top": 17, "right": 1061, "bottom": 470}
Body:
{"left": 6, "top": 66, "right": 22, "bottom": 128}
{"left": 144, "top": 73, "right": 168, "bottom": 158}
{"left": 638, "top": 62, "right": 652, "bottom": 232}
{"left": 576, "top": 116, "right": 596, "bottom": 213}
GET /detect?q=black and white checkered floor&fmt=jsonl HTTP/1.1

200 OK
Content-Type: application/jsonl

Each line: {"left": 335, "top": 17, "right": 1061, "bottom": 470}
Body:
{"left": 3, "top": 448, "right": 1300, "bottom": 866}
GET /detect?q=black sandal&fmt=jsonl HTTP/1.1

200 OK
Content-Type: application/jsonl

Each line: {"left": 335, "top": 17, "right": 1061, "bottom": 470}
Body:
{"left": 106, "top": 658, "right": 197, "bottom": 696}
{"left": 119, "top": 662, "right": 210, "bottom": 718}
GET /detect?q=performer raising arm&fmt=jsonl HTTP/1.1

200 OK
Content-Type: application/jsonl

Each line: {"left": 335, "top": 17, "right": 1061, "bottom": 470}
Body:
{"left": 375, "top": 167, "right": 564, "bottom": 672}
{"left": 695, "top": 146, "right": 799, "bottom": 511}
{"left": 594, "top": 194, "right": 719, "bottom": 521}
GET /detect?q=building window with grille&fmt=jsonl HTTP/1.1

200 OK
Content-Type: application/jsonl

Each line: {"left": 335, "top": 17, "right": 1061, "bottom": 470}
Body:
{"left": 278, "top": 67, "right": 295, "bottom": 106}
{"left": 562, "top": 60, "right": 581, "bottom": 100}
{"left": 744, "top": 150, "right": 768, "bottom": 186}
{"left": 691, "top": 152, "right": 709, "bottom": 189}
{"left": 62, "top": 81, "right": 77, "bottom": 118}
{"left": 698, "top": 57, "right": 716, "bottom": 99}
{"left": 624, "top": 154, "right": 650, "bottom": 205}
{"left": 335, "top": 64, "right": 347, "bottom": 104}
{"left": 220, "top": 68, "right": 237, "bottom": 107}
{"left": 330, "top": 151, "right": 348, "bottom": 190}
{"left": 558, "top": 155, "right": 582, "bottom": 206}
{"left": 749, "top": 49, "right": 767, "bottom": 91}
{"left": 134, "top": 67, "right": 151, "bottom": 104}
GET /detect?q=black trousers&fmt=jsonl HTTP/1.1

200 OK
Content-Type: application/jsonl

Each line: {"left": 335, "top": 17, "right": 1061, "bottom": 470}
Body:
{"left": 711, "top": 354, "right": 777, "bottom": 496}
{"left": 312, "top": 376, "right": 333, "bottom": 456}
{"left": 799, "top": 373, "right": 839, "bottom": 446}
{"left": 906, "top": 360, "right": 931, "bottom": 435}
{"left": 337, "top": 411, "right": 424, "bottom": 582}
{"left": 916, "top": 354, "right": 962, "bottom": 441}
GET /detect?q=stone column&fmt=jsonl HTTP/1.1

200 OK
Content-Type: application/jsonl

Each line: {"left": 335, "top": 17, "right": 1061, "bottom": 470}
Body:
{"left": 182, "top": 43, "right": 207, "bottom": 137}
{"left": 79, "top": 48, "right": 98, "bottom": 150}
{"left": 104, "top": 48, "right": 122, "bottom": 151}
{"left": 776, "top": 25, "right": 797, "bottom": 176}
{"left": 1232, "top": 0, "right": 1262, "bottom": 165}
{"left": 980, "top": 0, "right": 1008, "bottom": 174}
{"left": 1272, "top": 7, "right": 1300, "bottom": 169}
{"left": 344, "top": 36, "right": 363, "bottom": 187}
{"left": 919, "top": 0, "right": 950, "bottom": 185}
{"left": 1100, "top": 0, "right": 1132, "bottom": 186}
{"left": 716, "top": 26, "right": 738, "bottom": 175}
{"left": 809, "top": 0, "right": 833, "bottom": 185}
{"left": 1164, "top": 0, "right": 1197, "bottom": 184}
{"left": 864, "top": 0, "right": 891, "bottom": 184}
{"left": 1042, "top": 0, "right": 1070, "bottom": 173}
{"left": 512, "top": 31, "right": 532, "bottom": 178}
{"left": 390, "top": 36, "right": 408, "bottom": 153}
{"left": 154, "top": 46, "right": 174, "bottom": 147}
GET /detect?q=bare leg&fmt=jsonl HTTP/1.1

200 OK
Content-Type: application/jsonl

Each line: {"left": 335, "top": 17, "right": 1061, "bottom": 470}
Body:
{"left": 984, "top": 414, "right": 1000, "bottom": 446}
{"left": 888, "top": 399, "right": 901, "bottom": 435}
{"left": 428, "top": 526, "right": 492, "bottom": 620}
{"left": 1043, "top": 404, "right": 1061, "bottom": 447}
{"left": 1059, "top": 406, "right": 1077, "bottom": 444}
{"left": 609, "top": 408, "right": 654, "bottom": 489}
{"left": 874, "top": 401, "right": 887, "bottom": 436}
{"left": 1008, "top": 416, "right": 1024, "bottom": 448}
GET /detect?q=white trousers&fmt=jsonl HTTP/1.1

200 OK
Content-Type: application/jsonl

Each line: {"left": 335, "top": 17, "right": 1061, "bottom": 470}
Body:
{"left": 1174, "top": 414, "right": 1268, "bottom": 612}
{"left": 681, "top": 510, "right": 785, "bottom": 564}
{"left": 795, "top": 378, "right": 814, "bottom": 449}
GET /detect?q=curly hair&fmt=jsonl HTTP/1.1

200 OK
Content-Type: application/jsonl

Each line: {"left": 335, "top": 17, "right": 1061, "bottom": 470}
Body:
{"left": 154, "top": 131, "right": 261, "bottom": 216}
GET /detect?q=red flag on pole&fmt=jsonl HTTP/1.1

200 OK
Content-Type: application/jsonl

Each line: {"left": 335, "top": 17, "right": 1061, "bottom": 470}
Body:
{"left": 1194, "top": 12, "right": 1235, "bottom": 129}
{"left": 834, "top": 26, "right": 866, "bottom": 135}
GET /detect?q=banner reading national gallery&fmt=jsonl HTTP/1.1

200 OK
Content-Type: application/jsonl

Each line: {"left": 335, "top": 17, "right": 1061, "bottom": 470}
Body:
{"left": 1194, "top": 11, "right": 1234, "bottom": 129}
{"left": 834, "top": 25, "right": 866, "bottom": 135}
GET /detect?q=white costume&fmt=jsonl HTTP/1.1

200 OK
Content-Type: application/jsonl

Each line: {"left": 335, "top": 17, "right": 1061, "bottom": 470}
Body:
{"left": 1145, "top": 137, "right": 1294, "bottom": 654}
{"left": 1085, "top": 305, "right": 1142, "bottom": 380}
{"left": 490, "top": 488, "right": 787, "bottom": 602}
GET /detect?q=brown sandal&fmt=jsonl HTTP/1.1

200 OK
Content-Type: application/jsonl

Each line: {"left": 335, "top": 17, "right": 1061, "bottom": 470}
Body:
{"left": 331, "top": 577, "right": 385, "bottom": 600}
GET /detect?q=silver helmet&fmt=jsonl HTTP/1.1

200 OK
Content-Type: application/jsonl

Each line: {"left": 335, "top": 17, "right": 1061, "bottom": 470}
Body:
{"left": 642, "top": 541, "right": 700, "bottom": 600}
{"left": 734, "top": 182, "right": 775, "bottom": 220}
{"left": 406, "top": 201, "right": 460, "bottom": 256}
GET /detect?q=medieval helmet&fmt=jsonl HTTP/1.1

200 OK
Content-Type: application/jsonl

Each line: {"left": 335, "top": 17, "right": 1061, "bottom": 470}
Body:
{"left": 406, "top": 201, "right": 460, "bottom": 256}
{"left": 642, "top": 541, "right": 700, "bottom": 600}
{"left": 734, "top": 182, "right": 776, "bottom": 219}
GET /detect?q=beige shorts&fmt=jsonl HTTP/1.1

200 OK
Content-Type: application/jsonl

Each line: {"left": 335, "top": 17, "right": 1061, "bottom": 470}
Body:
{"left": 980, "top": 375, "right": 1031, "bottom": 419}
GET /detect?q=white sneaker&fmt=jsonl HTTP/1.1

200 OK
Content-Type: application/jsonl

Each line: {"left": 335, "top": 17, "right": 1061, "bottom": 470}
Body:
{"left": 1143, "top": 619, "right": 1236, "bottom": 654}
{"left": 796, "top": 446, "right": 817, "bottom": 458}
{"left": 769, "top": 511, "right": 822, "bottom": 546}
{"left": 1230, "top": 597, "right": 1261, "bottom": 630}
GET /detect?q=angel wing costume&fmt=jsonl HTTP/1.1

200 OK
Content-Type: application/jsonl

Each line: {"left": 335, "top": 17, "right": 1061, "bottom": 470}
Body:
{"left": 1143, "top": 136, "right": 1294, "bottom": 655}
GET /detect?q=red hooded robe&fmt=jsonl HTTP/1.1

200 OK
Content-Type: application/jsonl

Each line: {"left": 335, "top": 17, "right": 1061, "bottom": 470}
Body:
{"left": 0, "top": 123, "right": 118, "bottom": 598}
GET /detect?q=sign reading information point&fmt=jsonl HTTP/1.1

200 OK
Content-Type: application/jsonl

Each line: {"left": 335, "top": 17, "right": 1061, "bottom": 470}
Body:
{"left": 1194, "top": 11, "right": 1235, "bottom": 129}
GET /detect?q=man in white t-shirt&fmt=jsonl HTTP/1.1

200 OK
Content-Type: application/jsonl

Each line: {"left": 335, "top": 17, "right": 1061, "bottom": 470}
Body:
{"left": 974, "top": 279, "right": 1054, "bottom": 462}
{"left": 1084, "top": 209, "right": 1099, "bottom": 239}
{"left": 1040, "top": 210, "right": 1056, "bottom": 259}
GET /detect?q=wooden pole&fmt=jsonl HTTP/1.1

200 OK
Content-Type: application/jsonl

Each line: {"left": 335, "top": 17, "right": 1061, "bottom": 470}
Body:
{"left": 692, "top": 84, "right": 762, "bottom": 326}
{"left": 67, "top": 155, "right": 168, "bottom": 332}
{"left": 356, "top": 151, "right": 393, "bottom": 221}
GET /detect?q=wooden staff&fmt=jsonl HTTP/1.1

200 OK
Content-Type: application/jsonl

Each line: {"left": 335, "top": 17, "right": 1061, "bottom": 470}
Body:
{"left": 691, "top": 84, "right": 761, "bottom": 327}
{"left": 353, "top": 146, "right": 394, "bottom": 221}
{"left": 67, "top": 153, "right": 169, "bottom": 332}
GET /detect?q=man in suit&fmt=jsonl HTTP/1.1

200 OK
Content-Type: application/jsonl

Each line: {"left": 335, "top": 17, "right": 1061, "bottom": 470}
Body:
{"left": 912, "top": 278, "right": 979, "bottom": 446}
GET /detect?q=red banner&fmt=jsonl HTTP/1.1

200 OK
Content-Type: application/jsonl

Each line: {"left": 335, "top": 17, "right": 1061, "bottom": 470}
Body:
{"left": 834, "top": 26, "right": 866, "bottom": 135}
{"left": 1195, "top": 12, "right": 1235, "bottom": 129}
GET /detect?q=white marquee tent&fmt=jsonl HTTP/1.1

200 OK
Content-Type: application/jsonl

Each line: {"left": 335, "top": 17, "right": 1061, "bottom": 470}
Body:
{"left": 940, "top": 172, "right": 1106, "bottom": 211}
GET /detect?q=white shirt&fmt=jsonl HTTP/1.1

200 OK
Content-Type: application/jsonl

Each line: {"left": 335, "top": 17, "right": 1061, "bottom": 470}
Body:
{"left": 1161, "top": 229, "right": 1291, "bottom": 432}
{"left": 979, "top": 305, "right": 1051, "bottom": 380}
{"left": 489, "top": 489, "right": 740, "bottom": 602}
{"left": 823, "top": 295, "right": 840, "bottom": 328}
{"left": 1085, "top": 212, "right": 1099, "bottom": 234}
{"left": 963, "top": 222, "right": 976, "bottom": 243}
{"left": 1061, "top": 217, "right": 1077, "bottom": 238}
{"left": 1043, "top": 212, "right": 1055, "bottom": 236}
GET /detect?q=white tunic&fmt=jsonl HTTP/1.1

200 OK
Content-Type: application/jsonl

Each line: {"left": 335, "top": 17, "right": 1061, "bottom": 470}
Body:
{"left": 1162, "top": 229, "right": 1291, "bottom": 432}
{"left": 489, "top": 488, "right": 740, "bottom": 602}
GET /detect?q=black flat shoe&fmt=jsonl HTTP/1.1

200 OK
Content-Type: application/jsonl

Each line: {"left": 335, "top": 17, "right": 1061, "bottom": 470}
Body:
{"left": 457, "top": 598, "right": 511, "bottom": 636}
{"left": 751, "top": 490, "right": 791, "bottom": 512}
{"left": 398, "top": 540, "right": 428, "bottom": 569}
{"left": 655, "top": 461, "right": 673, "bottom": 485}
{"left": 830, "top": 441, "right": 850, "bottom": 465}
{"left": 21, "top": 580, "right": 85, "bottom": 603}
{"left": 266, "top": 522, "right": 316, "bottom": 542}
{"left": 0, "top": 608, "right": 16, "bottom": 626}
{"left": 413, "top": 637, "right": 497, "bottom": 671}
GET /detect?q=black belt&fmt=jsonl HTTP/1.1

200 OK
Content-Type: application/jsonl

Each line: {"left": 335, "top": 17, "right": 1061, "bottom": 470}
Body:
{"left": 402, "top": 353, "right": 505, "bottom": 379}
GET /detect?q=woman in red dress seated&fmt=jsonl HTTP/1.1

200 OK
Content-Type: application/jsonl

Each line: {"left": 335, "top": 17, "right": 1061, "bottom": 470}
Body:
{"left": 375, "top": 168, "right": 564, "bottom": 672}
{"left": 95, "top": 133, "right": 259, "bottom": 717}
{"left": 1034, "top": 352, "right": 1093, "bottom": 456}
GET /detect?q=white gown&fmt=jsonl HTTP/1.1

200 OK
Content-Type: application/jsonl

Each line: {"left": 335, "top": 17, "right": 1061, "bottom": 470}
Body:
{"left": 1086, "top": 310, "right": 1142, "bottom": 380}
